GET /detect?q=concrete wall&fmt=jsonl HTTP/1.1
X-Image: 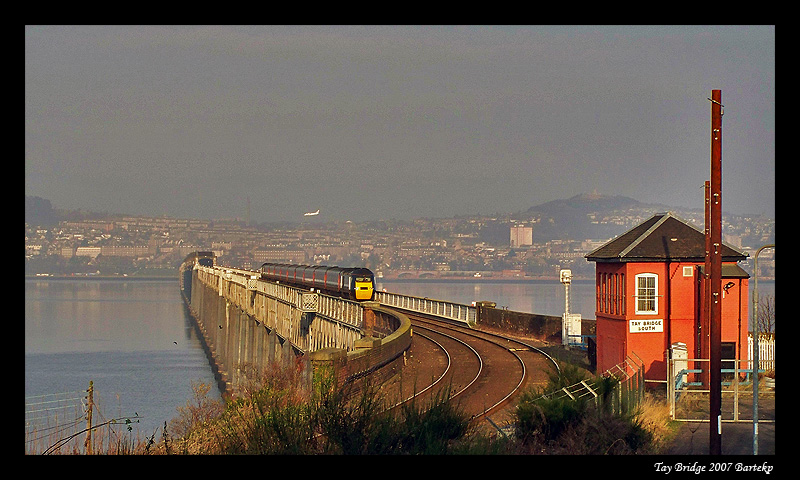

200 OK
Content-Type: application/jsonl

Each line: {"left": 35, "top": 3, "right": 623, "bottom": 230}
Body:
{"left": 476, "top": 303, "right": 596, "bottom": 344}
{"left": 309, "top": 305, "right": 412, "bottom": 391}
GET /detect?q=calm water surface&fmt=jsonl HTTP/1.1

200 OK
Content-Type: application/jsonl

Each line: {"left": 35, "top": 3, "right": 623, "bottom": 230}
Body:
{"left": 25, "top": 279, "right": 220, "bottom": 439}
{"left": 377, "top": 279, "right": 598, "bottom": 318}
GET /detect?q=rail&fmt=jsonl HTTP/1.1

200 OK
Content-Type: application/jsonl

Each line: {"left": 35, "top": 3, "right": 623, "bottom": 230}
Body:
{"left": 374, "top": 290, "right": 476, "bottom": 326}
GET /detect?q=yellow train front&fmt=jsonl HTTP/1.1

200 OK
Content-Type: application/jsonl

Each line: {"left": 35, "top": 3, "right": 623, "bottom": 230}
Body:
{"left": 259, "top": 263, "right": 375, "bottom": 301}
{"left": 347, "top": 268, "right": 376, "bottom": 301}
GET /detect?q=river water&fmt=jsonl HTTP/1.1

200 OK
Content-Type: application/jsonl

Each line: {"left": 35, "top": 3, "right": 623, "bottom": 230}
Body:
{"left": 25, "top": 277, "right": 774, "bottom": 447}
{"left": 376, "top": 279, "right": 599, "bottom": 318}
{"left": 24, "top": 278, "right": 219, "bottom": 444}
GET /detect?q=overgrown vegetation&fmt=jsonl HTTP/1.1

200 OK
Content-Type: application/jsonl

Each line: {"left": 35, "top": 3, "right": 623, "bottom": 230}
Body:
{"left": 512, "top": 363, "right": 671, "bottom": 454}
{"left": 145, "top": 361, "right": 476, "bottom": 455}
{"left": 32, "top": 358, "right": 675, "bottom": 455}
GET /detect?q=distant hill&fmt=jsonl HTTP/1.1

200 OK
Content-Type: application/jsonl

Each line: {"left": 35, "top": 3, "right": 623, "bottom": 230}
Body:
{"left": 527, "top": 193, "right": 644, "bottom": 215}
{"left": 25, "top": 196, "right": 59, "bottom": 226}
{"left": 25, "top": 196, "right": 112, "bottom": 226}
{"left": 522, "top": 193, "right": 673, "bottom": 242}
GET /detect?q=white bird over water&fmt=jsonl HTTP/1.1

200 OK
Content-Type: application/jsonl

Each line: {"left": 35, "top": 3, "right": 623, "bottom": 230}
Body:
{"left": 304, "top": 209, "right": 320, "bottom": 216}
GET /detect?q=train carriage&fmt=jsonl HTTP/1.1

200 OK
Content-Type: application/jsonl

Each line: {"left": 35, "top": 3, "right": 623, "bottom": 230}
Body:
{"left": 259, "top": 262, "right": 374, "bottom": 301}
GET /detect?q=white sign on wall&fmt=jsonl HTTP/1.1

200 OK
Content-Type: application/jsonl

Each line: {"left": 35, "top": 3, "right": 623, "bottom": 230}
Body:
{"left": 629, "top": 319, "right": 663, "bottom": 333}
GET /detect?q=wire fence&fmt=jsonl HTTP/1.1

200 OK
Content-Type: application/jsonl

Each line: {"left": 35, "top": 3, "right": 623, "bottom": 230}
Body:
{"left": 25, "top": 388, "right": 89, "bottom": 454}
{"left": 535, "top": 354, "right": 646, "bottom": 416}
{"left": 25, "top": 382, "right": 144, "bottom": 455}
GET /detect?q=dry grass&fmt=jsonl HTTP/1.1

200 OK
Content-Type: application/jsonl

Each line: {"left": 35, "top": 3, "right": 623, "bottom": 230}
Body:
{"left": 509, "top": 393, "right": 675, "bottom": 455}
{"left": 143, "top": 360, "right": 473, "bottom": 455}
{"left": 631, "top": 393, "right": 676, "bottom": 453}
{"left": 29, "top": 358, "right": 677, "bottom": 455}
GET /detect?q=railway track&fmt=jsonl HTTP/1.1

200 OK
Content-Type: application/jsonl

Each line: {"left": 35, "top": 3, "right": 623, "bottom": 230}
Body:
{"left": 378, "top": 311, "right": 561, "bottom": 436}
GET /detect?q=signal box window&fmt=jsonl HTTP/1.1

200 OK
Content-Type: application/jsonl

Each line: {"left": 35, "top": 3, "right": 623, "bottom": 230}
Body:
{"left": 635, "top": 273, "right": 658, "bottom": 314}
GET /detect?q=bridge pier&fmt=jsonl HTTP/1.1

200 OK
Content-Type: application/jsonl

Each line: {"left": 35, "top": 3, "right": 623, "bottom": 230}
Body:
{"left": 361, "top": 301, "right": 380, "bottom": 338}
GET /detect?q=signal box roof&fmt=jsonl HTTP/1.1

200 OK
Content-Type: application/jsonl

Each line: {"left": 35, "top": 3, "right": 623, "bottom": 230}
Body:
{"left": 585, "top": 213, "right": 748, "bottom": 263}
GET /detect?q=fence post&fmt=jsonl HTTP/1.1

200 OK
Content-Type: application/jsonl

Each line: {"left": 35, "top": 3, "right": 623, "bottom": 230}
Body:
{"left": 639, "top": 361, "right": 644, "bottom": 402}
{"left": 84, "top": 381, "right": 93, "bottom": 455}
{"left": 667, "top": 359, "right": 674, "bottom": 419}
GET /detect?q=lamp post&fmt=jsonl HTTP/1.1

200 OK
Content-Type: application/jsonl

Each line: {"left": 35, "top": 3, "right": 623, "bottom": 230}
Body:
{"left": 560, "top": 269, "right": 572, "bottom": 345}
{"left": 752, "top": 243, "right": 774, "bottom": 455}
{"left": 560, "top": 269, "right": 572, "bottom": 314}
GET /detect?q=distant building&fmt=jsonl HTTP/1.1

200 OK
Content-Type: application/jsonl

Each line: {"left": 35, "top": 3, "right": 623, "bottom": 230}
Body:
{"left": 100, "top": 245, "right": 150, "bottom": 257}
{"left": 510, "top": 225, "right": 532, "bottom": 247}
{"left": 253, "top": 249, "right": 306, "bottom": 264}
{"left": 75, "top": 246, "right": 101, "bottom": 258}
{"left": 61, "top": 220, "right": 114, "bottom": 233}
{"left": 212, "top": 241, "right": 232, "bottom": 251}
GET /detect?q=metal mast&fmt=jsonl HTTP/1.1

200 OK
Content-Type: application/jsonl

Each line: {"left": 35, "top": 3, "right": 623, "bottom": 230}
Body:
{"left": 707, "top": 89, "right": 723, "bottom": 455}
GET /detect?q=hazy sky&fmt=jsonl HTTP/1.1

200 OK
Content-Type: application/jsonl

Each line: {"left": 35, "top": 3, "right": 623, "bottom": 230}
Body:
{"left": 25, "top": 25, "right": 775, "bottom": 223}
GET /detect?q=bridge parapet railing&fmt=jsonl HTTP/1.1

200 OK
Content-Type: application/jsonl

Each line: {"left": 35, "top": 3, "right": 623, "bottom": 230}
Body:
{"left": 374, "top": 291, "right": 476, "bottom": 326}
{"left": 194, "top": 264, "right": 364, "bottom": 330}
{"left": 316, "top": 293, "right": 364, "bottom": 329}
{"left": 312, "top": 305, "right": 412, "bottom": 388}
{"left": 196, "top": 265, "right": 298, "bottom": 306}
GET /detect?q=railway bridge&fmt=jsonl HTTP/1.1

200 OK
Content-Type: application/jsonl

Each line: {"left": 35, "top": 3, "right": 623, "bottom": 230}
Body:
{"left": 179, "top": 252, "right": 490, "bottom": 396}
{"left": 178, "top": 252, "right": 581, "bottom": 430}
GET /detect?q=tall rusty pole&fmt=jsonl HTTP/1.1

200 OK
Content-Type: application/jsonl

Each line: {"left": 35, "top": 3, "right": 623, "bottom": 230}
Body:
{"left": 708, "top": 89, "right": 723, "bottom": 455}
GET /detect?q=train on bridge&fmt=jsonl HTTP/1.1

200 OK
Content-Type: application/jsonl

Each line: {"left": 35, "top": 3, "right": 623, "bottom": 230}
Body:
{"left": 259, "top": 262, "right": 375, "bottom": 301}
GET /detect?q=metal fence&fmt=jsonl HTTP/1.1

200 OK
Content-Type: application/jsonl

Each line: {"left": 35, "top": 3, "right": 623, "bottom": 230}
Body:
{"left": 668, "top": 357, "right": 775, "bottom": 423}
{"left": 748, "top": 334, "right": 776, "bottom": 371}
{"left": 195, "top": 264, "right": 365, "bottom": 352}
{"left": 374, "top": 290, "right": 476, "bottom": 326}
{"left": 25, "top": 382, "right": 143, "bottom": 455}
{"left": 536, "top": 354, "right": 646, "bottom": 416}
{"left": 25, "top": 389, "right": 89, "bottom": 454}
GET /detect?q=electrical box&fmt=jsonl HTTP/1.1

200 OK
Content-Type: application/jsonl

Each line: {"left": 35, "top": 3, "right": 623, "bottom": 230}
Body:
{"left": 562, "top": 313, "right": 581, "bottom": 345}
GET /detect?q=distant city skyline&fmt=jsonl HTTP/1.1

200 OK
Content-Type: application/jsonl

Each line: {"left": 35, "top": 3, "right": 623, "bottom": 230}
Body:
{"left": 26, "top": 26, "right": 775, "bottom": 223}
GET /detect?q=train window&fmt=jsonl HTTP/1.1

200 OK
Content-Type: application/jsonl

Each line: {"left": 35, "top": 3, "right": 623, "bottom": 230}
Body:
{"left": 355, "top": 277, "right": 371, "bottom": 283}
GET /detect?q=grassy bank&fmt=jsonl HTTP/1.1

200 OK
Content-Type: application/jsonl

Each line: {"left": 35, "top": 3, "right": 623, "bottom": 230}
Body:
{"left": 31, "top": 359, "right": 675, "bottom": 455}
